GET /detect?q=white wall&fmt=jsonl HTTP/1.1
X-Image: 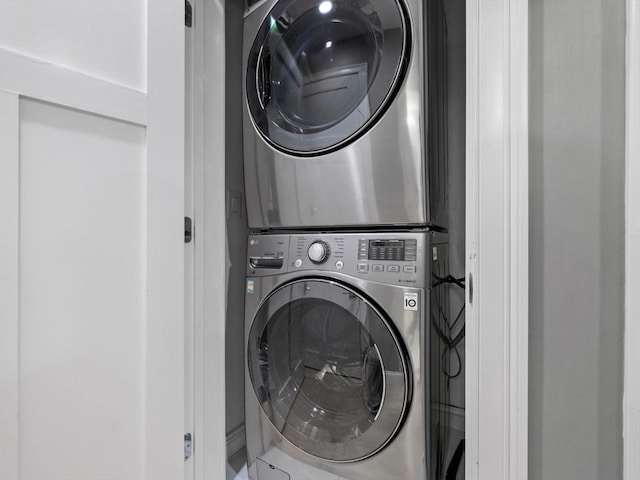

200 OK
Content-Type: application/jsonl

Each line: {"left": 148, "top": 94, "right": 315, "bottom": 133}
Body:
{"left": 529, "top": 0, "right": 626, "bottom": 478}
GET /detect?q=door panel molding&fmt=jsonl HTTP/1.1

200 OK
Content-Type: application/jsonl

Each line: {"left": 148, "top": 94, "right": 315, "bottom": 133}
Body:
{"left": 0, "top": 48, "right": 146, "bottom": 126}
{"left": 624, "top": 0, "right": 640, "bottom": 478}
{"left": 466, "top": 0, "right": 528, "bottom": 478}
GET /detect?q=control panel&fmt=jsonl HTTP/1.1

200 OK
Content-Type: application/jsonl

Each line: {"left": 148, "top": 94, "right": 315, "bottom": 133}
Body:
{"left": 247, "top": 232, "right": 437, "bottom": 286}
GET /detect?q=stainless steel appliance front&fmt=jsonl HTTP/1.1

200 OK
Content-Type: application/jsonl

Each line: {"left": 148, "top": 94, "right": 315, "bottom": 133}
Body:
{"left": 244, "top": 232, "right": 445, "bottom": 480}
{"left": 242, "top": 0, "right": 447, "bottom": 229}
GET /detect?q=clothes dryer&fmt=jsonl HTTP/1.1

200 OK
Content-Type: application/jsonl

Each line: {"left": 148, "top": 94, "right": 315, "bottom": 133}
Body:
{"left": 242, "top": 0, "right": 447, "bottom": 230}
{"left": 244, "top": 231, "right": 449, "bottom": 480}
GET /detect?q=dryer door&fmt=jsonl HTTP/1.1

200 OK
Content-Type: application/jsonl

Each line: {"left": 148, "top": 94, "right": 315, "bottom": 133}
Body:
{"left": 246, "top": 0, "right": 410, "bottom": 155}
{"left": 247, "top": 278, "right": 411, "bottom": 462}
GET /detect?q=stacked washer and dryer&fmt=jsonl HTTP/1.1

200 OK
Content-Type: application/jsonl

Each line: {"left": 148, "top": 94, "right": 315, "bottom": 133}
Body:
{"left": 241, "top": 0, "right": 453, "bottom": 479}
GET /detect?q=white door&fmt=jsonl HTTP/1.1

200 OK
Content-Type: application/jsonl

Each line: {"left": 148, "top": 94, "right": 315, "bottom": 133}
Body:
{"left": 0, "top": 2, "right": 186, "bottom": 479}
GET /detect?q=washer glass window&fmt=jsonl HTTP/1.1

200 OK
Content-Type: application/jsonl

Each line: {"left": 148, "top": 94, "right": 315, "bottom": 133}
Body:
{"left": 247, "top": 279, "right": 410, "bottom": 462}
{"left": 246, "top": 0, "right": 411, "bottom": 154}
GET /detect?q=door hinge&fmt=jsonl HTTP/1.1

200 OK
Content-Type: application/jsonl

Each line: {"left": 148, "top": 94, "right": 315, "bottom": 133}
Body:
{"left": 185, "top": 0, "right": 193, "bottom": 28}
{"left": 184, "top": 433, "right": 192, "bottom": 461}
{"left": 185, "top": 217, "right": 193, "bottom": 243}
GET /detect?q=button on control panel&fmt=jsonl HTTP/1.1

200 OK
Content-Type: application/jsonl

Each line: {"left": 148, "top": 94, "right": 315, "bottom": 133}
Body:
{"left": 358, "top": 240, "right": 369, "bottom": 260}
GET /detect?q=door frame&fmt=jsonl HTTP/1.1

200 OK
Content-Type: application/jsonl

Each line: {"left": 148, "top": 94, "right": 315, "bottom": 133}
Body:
{"left": 465, "top": 0, "right": 529, "bottom": 479}
{"left": 624, "top": 0, "right": 640, "bottom": 478}
{"left": 190, "top": 0, "right": 228, "bottom": 479}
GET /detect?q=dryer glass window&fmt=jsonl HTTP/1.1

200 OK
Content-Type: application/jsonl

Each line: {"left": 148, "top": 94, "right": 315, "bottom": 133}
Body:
{"left": 247, "top": 279, "right": 410, "bottom": 462}
{"left": 246, "top": 0, "right": 410, "bottom": 154}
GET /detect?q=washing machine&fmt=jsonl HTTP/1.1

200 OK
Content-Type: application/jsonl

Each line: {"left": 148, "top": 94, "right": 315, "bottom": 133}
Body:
{"left": 242, "top": 0, "right": 448, "bottom": 230}
{"left": 244, "top": 231, "right": 449, "bottom": 480}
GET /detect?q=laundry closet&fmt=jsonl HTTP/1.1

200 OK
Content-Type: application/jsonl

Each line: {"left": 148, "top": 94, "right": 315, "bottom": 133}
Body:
{"left": 218, "top": 1, "right": 467, "bottom": 479}
{"left": 1, "top": 1, "right": 630, "bottom": 479}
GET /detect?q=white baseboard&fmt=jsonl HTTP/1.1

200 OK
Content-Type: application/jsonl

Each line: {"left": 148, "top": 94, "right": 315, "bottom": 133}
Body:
{"left": 226, "top": 424, "right": 246, "bottom": 459}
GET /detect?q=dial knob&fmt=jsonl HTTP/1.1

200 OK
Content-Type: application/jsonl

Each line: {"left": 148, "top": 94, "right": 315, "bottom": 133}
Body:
{"left": 308, "top": 241, "right": 329, "bottom": 264}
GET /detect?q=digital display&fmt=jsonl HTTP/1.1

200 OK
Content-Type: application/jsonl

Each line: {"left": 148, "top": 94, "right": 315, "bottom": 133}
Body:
{"left": 369, "top": 240, "right": 405, "bottom": 248}
{"left": 358, "top": 238, "right": 417, "bottom": 262}
{"left": 369, "top": 240, "right": 405, "bottom": 261}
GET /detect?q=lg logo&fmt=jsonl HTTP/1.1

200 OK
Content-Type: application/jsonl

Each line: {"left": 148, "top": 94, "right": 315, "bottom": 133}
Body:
{"left": 404, "top": 292, "right": 418, "bottom": 311}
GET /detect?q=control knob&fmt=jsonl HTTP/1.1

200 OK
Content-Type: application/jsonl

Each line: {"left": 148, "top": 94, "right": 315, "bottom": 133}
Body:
{"left": 308, "top": 241, "right": 330, "bottom": 264}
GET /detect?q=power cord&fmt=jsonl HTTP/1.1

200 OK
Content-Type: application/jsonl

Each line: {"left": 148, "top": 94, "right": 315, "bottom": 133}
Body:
{"left": 432, "top": 273, "right": 466, "bottom": 379}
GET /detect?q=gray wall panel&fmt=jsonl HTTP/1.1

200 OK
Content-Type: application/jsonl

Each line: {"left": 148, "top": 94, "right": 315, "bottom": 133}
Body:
{"left": 528, "top": 0, "right": 625, "bottom": 478}
{"left": 443, "top": 0, "right": 466, "bottom": 414}
{"left": 225, "top": 0, "right": 250, "bottom": 448}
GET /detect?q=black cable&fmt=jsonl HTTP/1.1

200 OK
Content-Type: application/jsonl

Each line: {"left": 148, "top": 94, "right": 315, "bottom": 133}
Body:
{"left": 432, "top": 273, "right": 466, "bottom": 290}
{"left": 450, "top": 324, "right": 465, "bottom": 349}
{"left": 431, "top": 272, "right": 466, "bottom": 380}
{"left": 445, "top": 439, "right": 465, "bottom": 480}
{"left": 442, "top": 343, "right": 462, "bottom": 379}
{"left": 431, "top": 305, "right": 465, "bottom": 349}
{"left": 450, "top": 302, "right": 465, "bottom": 331}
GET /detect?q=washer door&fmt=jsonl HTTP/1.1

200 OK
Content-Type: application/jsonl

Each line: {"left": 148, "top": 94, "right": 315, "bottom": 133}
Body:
{"left": 246, "top": 0, "right": 411, "bottom": 155}
{"left": 247, "top": 278, "right": 411, "bottom": 462}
